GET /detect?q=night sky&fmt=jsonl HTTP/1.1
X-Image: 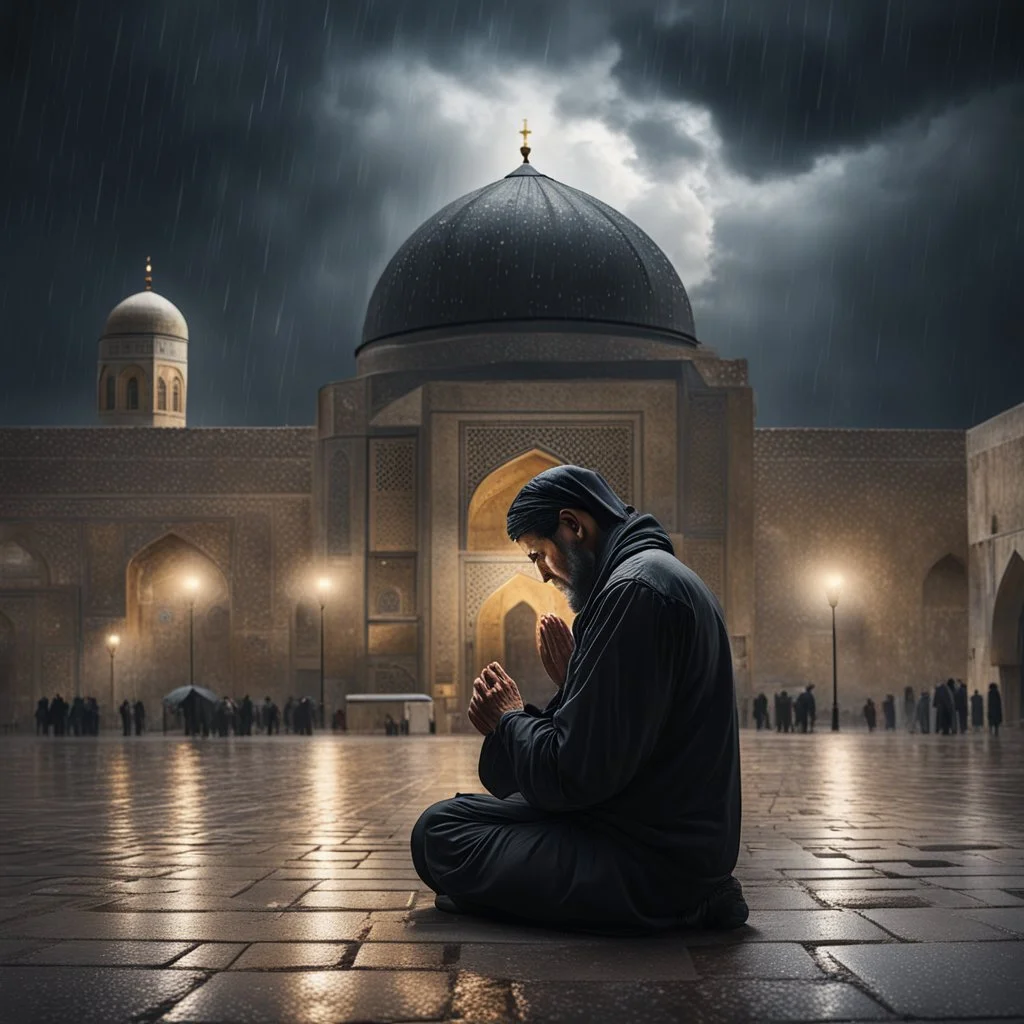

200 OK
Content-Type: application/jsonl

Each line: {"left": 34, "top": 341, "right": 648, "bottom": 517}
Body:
{"left": 2, "top": 0, "right": 1022, "bottom": 429}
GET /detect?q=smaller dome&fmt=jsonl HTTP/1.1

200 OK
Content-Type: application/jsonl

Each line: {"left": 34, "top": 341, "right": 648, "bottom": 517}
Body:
{"left": 103, "top": 291, "right": 188, "bottom": 340}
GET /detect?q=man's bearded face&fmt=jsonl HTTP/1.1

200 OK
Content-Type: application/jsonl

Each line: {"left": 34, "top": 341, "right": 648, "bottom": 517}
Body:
{"left": 518, "top": 525, "right": 598, "bottom": 613}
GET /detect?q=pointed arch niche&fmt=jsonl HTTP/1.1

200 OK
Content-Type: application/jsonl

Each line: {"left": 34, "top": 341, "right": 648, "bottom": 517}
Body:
{"left": 474, "top": 573, "right": 574, "bottom": 710}
{"left": 467, "top": 448, "right": 561, "bottom": 552}
{"left": 126, "top": 533, "right": 232, "bottom": 697}
{"left": 991, "top": 550, "right": 1024, "bottom": 725}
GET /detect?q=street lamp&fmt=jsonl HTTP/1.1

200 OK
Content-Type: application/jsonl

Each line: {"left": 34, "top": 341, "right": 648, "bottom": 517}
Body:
{"left": 826, "top": 576, "right": 843, "bottom": 732}
{"left": 316, "top": 576, "right": 332, "bottom": 729}
{"left": 184, "top": 575, "right": 200, "bottom": 687}
{"left": 106, "top": 634, "right": 120, "bottom": 722}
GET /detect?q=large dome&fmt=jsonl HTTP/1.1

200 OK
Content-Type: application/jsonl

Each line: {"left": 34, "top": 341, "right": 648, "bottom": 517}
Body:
{"left": 103, "top": 290, "right": 188, "bottom": 340}
{"left": 359, "top": 164, "right": 696, "bottom": 349}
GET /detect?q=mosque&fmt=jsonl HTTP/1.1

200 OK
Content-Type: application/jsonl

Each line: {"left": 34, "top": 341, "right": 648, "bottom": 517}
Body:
{"left": 1, "top": 131, "right": 1021, "bottom": 733}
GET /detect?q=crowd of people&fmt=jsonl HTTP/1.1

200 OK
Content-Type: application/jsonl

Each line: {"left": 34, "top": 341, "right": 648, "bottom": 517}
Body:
{"left": 174, "top": 693, "right": 336, "bottom": 737}
{"left": 752, "top": 679, "right": 1005, "bottom": 734}
{"left": 34, "top": 695, "right": 104, "bottom": 736}
{"left": 752, "top": 685, "right": 818, "bottom": 732}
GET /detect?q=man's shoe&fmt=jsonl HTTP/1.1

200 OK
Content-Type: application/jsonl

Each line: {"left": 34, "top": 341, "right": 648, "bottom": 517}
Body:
{"left": 434, "top": 893, "right": 468, "bottom": 915}
{"left": 678, "top": 876, "right": 749, "bottom": 930}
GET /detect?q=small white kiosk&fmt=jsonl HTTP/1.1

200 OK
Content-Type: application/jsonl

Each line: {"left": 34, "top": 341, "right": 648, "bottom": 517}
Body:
{"left": 345, "top": 693, "right": 434, "bottom": 734}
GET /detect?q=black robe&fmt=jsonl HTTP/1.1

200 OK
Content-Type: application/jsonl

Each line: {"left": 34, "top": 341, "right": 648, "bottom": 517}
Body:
{"left": 412, "top": 513, "right": 742, "bottom": 933}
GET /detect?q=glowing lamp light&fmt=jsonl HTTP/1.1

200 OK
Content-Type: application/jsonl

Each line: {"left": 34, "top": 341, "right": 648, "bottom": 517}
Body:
{"left": 183, "top": 575, "right": 200, "bottom": 596}
{"left": 825, "top": 576, "right": 843, "bottom": 609}
{"left": 106, "top": 634, "right": 120, "bottom": 653}
{"left": 317, "top": 576, "right": 332, "bottom": 594}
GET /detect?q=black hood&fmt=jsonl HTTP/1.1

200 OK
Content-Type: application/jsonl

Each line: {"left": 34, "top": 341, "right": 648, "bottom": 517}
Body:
{"left": 574, "top": 512, "right": 675, "bottom": 630}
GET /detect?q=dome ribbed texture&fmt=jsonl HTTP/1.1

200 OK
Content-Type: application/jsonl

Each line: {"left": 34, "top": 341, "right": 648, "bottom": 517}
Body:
{"left": 103, "top": 291, "right": 188, "bottom": 340}
{"left": 360, "top": 164, "right": 696, "bottom": 348}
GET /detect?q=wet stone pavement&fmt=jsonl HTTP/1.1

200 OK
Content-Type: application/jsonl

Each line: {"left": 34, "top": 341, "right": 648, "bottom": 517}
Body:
{"left": 0, "top": 731, "right": 1021, "bottom": 1023}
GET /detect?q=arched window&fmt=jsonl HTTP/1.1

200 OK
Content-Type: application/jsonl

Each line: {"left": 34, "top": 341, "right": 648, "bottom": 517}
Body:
{"left": 105, "top": 375, "right": 116, "bottom": 410}
{"left": 126, "top": 377, "right": 139, "bottom": 410}
{"left": 157, "top": 379, "right": 167, "bottom": 411}
{"left": 172, "top": 380, "right": 181, "bottom": 412}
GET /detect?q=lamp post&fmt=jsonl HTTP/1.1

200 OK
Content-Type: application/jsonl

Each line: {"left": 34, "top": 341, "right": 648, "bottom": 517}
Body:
{"left": 826, "top": 577, "right": 842, "bottom": 732}
{"left": 184, "top": 576, "right": 200, "bottom": 687}
{"left": 106, "top": 634, "right": 120, "bottom": 722}
{"left": 317, "top": 576, "right": 332, "bottom": 729}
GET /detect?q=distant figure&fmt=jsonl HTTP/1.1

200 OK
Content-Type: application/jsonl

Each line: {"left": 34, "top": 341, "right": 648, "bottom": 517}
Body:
{"left": 778, "top": 691, "right": 792, "bottom": 733}
{"left": 752, "top": 693, "right": 768, "bottom": 730}
{"left": 988, "top": 683, "right": 1003, "bottom": 736}
{"left": 881, "top": 694, "right": 896, "bottom": 730}
{"left": 283, "top": 697, "right": 294, "bottom": 734}
{"left": 263, "top": 697, "right": 279, "bottom": 735}
{"left": 954, "top": 680, "right": 969, "bottom": 735}
{"left": 133, "top": 700, "right": 146, "bottom": 735}
{"left": 794, "top": 690, "right": 807, "bottom": 733}
{"left": 86, "top": 697, "right": 100, "bottom": 735}
{"left": 384, "top": 713, "right": 395, "bottom": 736}
{"left": 970, "top": 689, "right": 984, "bottom": 731}
{"left": 49, "top": 694, "right": 67, "bottom": 736}
{"left": 239, "top": 695, "right": 254, "bottom": 736}
{"left": 35, "top": 697, "right": 49, "bottom": 736}
{"left": 119, "top": 699, "right": 132, "bottom": 737}
{"left": 213, "top": 699, "right": 229, "bottom": 737}
{"left": 802, "top": 684, "right": 816, "bottom": 732}
{"left": 69, "top": 696, "right": 85, "bottom": 736}
{"left": 946, "top": 678, "right": 960, "bottom": 734}
{"left": 773, "top": 692, "right": 782, "bottom": 732}
{"left": 332, "top": 707, "right": 346, "bottom": 732}
{"left": 863, "top": 698, "right": 877, "bottom": 732}
{"left": 916, "top": 689, "right": 931, "bottom": 734}
{"left": 933, "top": 680, "right": 955, "bottom": 735}
{"left": 903, "top": 686, "right": 916, "bottom": 731}
{"left": 295, "top": 697, "right": 314, "bottom": 735}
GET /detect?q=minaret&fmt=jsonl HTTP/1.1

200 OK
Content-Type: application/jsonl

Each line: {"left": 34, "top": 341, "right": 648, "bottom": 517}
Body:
{"left": 97, "top": 258, "right": 189, "bottom": 427}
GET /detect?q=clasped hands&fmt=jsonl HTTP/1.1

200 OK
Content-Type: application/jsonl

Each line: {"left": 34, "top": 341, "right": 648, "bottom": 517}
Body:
{"left": 467, "top": 614, "right": 576, "bottom": 736}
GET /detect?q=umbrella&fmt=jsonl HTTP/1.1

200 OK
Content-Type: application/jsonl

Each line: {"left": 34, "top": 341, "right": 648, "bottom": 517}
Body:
{"left": 162, "top": 684, "right": 220, "bottom": 707}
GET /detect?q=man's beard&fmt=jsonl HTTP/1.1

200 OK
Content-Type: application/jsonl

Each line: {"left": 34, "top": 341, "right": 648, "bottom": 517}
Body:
{"left": 553, "top": 537, "right": 597, "bottom": 613}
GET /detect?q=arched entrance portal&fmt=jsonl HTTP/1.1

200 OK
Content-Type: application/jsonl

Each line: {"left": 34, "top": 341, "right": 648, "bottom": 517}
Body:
{"left": 475, "top": 574, "right": 574, "bottom": 711}
{"left": 126, "top": 534, "right": 232, "bottom": 707}
{"left": 467, "top": 448, "right": 562, "bottom": 552}
{"left": 0, "top": 613, "right": 14, "bottom": 728}
{"left": 990, "top": 550, "right": 1024, "bottom": 724}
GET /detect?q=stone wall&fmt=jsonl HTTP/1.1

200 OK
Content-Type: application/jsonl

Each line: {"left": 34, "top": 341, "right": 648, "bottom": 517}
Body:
{"left": 0, "top": 427, "right": 316, "bottom": 728}
{"left": 966, "top": 403, "right": 1024, "bottom": 724}
{"left": 753, "top": 429, "right": 967, "bottom": 723}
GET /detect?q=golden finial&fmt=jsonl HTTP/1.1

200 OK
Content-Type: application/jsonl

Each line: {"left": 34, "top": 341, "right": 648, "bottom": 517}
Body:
{"left": 519, "top": 118, "right": 532, "bottom": 163}
{"left": 144, "top": 257, "right": 153, "bottom": 291}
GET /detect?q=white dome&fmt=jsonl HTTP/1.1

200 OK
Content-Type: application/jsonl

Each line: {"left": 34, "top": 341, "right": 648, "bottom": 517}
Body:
{"left": 103, "top": 290, "right": 188, "bottom": 340}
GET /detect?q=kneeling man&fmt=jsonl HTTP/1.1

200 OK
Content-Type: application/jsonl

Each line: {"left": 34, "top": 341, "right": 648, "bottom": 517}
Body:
{"left": 411, "top": 465, "right": 747, "bottom": 934}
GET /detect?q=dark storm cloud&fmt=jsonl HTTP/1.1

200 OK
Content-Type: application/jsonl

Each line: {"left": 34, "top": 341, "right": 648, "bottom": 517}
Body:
{"left": 0, "top": 0, "right": 1021, "bottom": 429}
{"left": 610, "top": 0, "right": 1024, "bottom": 177}
{"left": 694, "top": 84, "right": 1024, "bottom": 427}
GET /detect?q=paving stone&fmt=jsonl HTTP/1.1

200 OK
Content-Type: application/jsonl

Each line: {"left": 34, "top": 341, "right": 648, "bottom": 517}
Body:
{"left": 235, "top": 880, "right": 318, "bottom": 906}
{"left": 816, "top": 888, "right": 986, "bottom": 910}
{"left": 9, "top": 939, "right": 193, "bottom": 966}
{"left": 162, "top": 969, "right": 451, "bottom": 1022}
{"left": 689, "top": 943, "right": 823, "bottom": 979}
{"left": 511, "top": 979, "right": 889, "bottom": 1022}
{"left": 925, "top": 875, "right": 1024, "bottom": 889}
{"left": 962, "top": 908, "right": 1024, "bottom": 936}
{"left": 298, "top": 890, "right": 415, "bottom": 910}
{"left": 365, "top": 915, "right": 580, "bottom": 944}
{"left": 314, "top": 878, "right": 432, "bottom": 891}
{"left": 172, "top": 942, "right": 248, "bottom": 969}
{"left": 966, "top": 889, "right": 1024, "bottom": 907}
{"left": 859, "top": 908, "right": 1016, "bottom": 941}
{"left": 353, "top": 942, "right": 447, "bottom": 969}
{"left": 4, "top": 909, "right": 368, "bottom": 942}
{"left": 0, "top": 966, "right": 204, "bottom": 1024}
{"left": 742, "top": 888, "right": 822, "bottom": 910}
{"left": 688, "top": 909, "right": 890, "bottom": 944}
{"left": 0, "top": 938, "right": 47, "bottom": 962}
{"left": 822, "top": 942, "right": 1024, "bottom": 1018}
{"left": 230, "top": 941, "right": 351, "bottom": 969}
{"left": 457, "top": 938, "right": 698, "bottom": 981}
